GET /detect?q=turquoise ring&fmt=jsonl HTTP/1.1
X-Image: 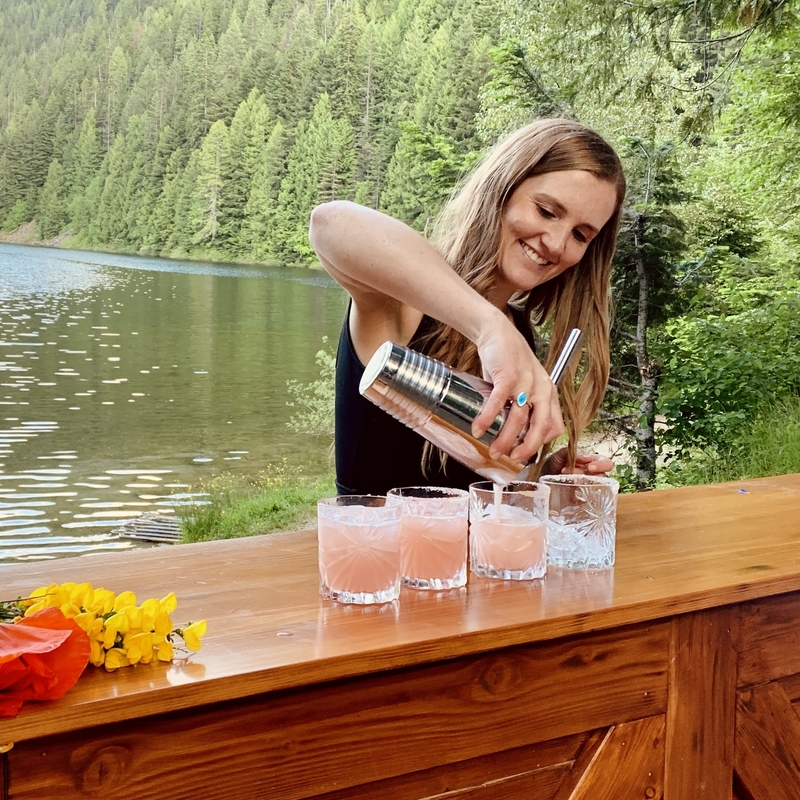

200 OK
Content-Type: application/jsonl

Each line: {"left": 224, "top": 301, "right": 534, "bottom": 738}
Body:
{"left": 516, "top": 391, "right": 528, "bottom": 407}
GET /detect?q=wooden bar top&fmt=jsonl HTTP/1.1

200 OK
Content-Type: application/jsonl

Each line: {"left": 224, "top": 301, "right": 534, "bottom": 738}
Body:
{"left": 2, "top": 473, "right": 800, "bottom": 745}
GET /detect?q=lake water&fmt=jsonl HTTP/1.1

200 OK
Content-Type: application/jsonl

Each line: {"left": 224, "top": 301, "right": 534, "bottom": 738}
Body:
{"left": 0, "top": 244, "right": 346, "bottom": 563}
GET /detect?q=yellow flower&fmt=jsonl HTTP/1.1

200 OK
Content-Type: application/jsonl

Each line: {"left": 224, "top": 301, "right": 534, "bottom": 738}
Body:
{"left": 89, "top": 617, "right": 105, "bottom": 641}
{"left": 66, "top": 582, "right": 94, "bottom": 609}
{"left": 88, "top": 587, "right": 116, "bottom": 616}
{"left": 181, "top": 620, "right": 207, "bottom": 651}
{"left": 154, "top": 611, "right": 173, "bottom": 637}
{"left": 120, "top": 604, "right": 142, "bottom": 630}
{"left": 73, "top": 611, "right": 97, "bottom": 634}
{"left": 113, "top": 591, "right": 137, "bottom": 612}
{"left": 104, "top": 648, "right": 130, "bottom": 672}
{"left": 59, "top": 602, "right": 82, "bottom": 619}
{"left": 27, "top": 584, "right": 59, "bottom": 607}
{"left": 102, "top": 613, "right": 130, "bottom": 649}
{"left": 123, "top": 632, "right": 153, "bottom": 665}
{"left": 159, "top": 592, "right": 178, "bottom": 614}
{"left": 90, "top": 639, "right": 105, "bottom": 668}
{"left": 155, "top": 639, "right": 174, "bottom": 662}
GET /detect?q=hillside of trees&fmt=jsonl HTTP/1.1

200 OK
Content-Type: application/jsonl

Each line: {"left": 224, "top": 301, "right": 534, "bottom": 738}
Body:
{"left": 2, "top": 0, "right": 800, "bottom": 488}
{"left": 0, "top": 0, "right": 498, "bottom": 263}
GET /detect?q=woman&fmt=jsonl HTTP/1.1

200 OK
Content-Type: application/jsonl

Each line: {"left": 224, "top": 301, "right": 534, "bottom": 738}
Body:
{"left": 309, "top": 118, "right": 625, "bottom": 495}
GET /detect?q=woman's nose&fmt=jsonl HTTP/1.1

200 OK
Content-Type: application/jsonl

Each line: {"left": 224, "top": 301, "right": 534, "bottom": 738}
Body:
{"left": 541, "top": 224, "right": 569, "bottom": 260}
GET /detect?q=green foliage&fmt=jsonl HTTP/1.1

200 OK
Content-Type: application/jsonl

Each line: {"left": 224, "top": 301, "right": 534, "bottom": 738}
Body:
{"left": 178, "top": 463, "right": 335, "bottom": 543}
{"left": 286, "top": 337, "right": 336, "bottom": 438}
{"left": 37, "top": 159, "right": 68, "bottom": 239}
{"left": 0, "top": 0, "right": 495, "bottom": 261}
{"left": 657, "top": 283, "right": 800, "bottom": 457}
{"left": 659, "top": 397, "right": 800, "bottom": 487}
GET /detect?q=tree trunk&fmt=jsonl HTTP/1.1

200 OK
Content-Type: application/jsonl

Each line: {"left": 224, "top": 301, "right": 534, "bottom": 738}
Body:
{"left": 633, "top": 212, "right": 661, "bottom": 491}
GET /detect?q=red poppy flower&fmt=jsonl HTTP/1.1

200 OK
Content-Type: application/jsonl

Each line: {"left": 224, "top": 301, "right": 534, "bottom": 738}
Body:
{"left": 0, "top": 607, "right": 91, "bottom": 717}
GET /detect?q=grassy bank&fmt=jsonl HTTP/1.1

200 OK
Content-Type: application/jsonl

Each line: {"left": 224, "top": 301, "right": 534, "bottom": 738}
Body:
{"left": 659, "top": 398, "right": 800, "bottom": 487}
{"left": 178, "top": 464, "right": 335, "bottom": 544}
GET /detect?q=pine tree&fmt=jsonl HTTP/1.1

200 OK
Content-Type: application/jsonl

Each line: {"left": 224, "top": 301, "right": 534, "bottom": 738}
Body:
{"left": 275, "top": 93, "right": 353, "bottom": 261}
{"left": 218, "top": 89, "right": 272, "bottom": 250}
{"left": 37, "top": 160, "right": 69, "bottom": 239}
{"left": 189, "top": 118, "right": 230, "bottom": 246}
{"left": 243, "top": 119, "right": 287, "bottom": 261}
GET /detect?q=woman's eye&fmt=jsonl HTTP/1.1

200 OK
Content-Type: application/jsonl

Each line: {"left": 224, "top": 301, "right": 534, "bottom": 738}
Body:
{"left": 572, "top": 230, "right": 588, "bottom": 244}
{"left": 537, "top": 206, "right": 555, "bottom": 219}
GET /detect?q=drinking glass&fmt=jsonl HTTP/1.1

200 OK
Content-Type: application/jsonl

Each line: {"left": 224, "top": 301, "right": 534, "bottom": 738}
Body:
{"left": 317, "top": 495, "right": 402, "bottom": 604}
{"left": 468, "top": 481, "right": 550, "bottom": 580}
{"left": 387, "top": 486, "right": 469, "bottom": 590}
{"left": 540, "top": 475, "right": 619, "bottom": 569}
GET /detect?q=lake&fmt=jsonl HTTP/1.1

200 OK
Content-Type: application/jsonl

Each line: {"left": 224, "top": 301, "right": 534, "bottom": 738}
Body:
{"left": 0, "top": 244, "right": 346, "bottom": 563}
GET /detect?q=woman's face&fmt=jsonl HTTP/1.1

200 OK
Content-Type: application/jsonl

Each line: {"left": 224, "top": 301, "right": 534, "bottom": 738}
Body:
{"left": 494, "top": 169, "right": 618, "bottom": 305}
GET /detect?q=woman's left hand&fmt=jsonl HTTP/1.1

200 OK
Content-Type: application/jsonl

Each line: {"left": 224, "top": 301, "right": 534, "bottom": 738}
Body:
{"left": 545, "top": 448, "right": 614, "bottom": 476}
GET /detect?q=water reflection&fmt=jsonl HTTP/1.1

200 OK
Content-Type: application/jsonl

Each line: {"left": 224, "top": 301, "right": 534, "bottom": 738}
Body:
{"left": 0, "top": 244, "right": 345, "bottom": 563}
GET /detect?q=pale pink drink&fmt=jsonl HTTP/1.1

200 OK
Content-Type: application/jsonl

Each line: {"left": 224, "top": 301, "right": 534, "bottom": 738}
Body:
{"left": 469, "top": 481, "right": 550, "bottom": 580}
{"left": 318, "top": 495, "right": 402, "bottom": 604}
{"left": 389, "top": 487, "right": 469, "bottom": 590}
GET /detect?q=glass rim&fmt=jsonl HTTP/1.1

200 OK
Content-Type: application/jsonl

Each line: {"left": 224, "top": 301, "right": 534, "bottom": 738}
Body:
{"left": 387, "top": 485, "right": 469, "bottom": 498}
{"left": 317, "top": 494, "right": 402, "bottom": 507}
{"left": 468, "top": 480, "right": 549, "bottom": 496}
{"left": 538, "top": 474, "right": 619, "bottom": 488}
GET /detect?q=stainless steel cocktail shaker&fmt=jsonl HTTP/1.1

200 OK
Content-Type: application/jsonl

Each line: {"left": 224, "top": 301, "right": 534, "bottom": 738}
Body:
{"left": 359, "top": 329, "right": 583, "bottom": 485}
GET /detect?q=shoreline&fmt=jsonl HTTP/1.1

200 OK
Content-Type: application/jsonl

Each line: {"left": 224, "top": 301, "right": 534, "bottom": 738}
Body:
{"left": 0, "top": 222, "right": 324, "bottom": 270}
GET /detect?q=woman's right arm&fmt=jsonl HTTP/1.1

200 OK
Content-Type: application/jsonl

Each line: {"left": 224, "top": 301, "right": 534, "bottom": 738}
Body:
{"left": 308, "top": 201, "right": 564, "bottom": 461}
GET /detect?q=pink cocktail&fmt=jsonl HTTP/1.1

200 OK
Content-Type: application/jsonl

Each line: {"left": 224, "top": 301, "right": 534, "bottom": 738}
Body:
{"left": 469, "top": 481, "right": 550, "bottom": 580}
{"left": 318, "top": 496, "right": 401, "bottom": 604}
{"left": 388, "top": 487, "right": 469, "bottom": 590}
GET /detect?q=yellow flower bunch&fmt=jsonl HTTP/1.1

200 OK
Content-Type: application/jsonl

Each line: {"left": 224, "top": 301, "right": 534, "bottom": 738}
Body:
{"left": 22, "top": 582, "right": 207, "bottom": 672}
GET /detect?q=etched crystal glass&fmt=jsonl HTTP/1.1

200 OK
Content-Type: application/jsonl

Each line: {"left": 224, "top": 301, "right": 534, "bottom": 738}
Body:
{"left": 317, "top": 495, "right": 402, "bottom": 604}
{"left": 541, "top": 475, "right": 618, "bottom": 569}
{"left": 388, "top": 486, "right": 469, "bottom": 590}
{"left": 468, "top": 481, "right": 550, "bottom": 580}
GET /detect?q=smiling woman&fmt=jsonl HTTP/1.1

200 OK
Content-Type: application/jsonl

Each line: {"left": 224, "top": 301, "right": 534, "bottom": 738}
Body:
{"left": 309, "top": 118, "right": 626, "bottom": 496}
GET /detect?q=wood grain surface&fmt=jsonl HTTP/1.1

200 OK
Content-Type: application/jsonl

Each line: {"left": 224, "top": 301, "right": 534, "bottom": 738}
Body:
{"left": 665, "top": 607, "right": 737, "bottom": 798}
{"left": 738, "top": 592, "right": 800, "bottom": 686}
{"left": 735, "top": 682, "right": 800, "bottom": 798}
{"left": 1, "top": 474, "right": 799, "bottom": 748}
{"left": 6, "top": 622, "right": 668, "bottom": 800}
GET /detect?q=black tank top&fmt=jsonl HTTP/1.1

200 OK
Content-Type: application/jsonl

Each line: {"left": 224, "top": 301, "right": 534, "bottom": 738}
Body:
{"left": 334, "top": 305, "right": 536, "bottom": 495}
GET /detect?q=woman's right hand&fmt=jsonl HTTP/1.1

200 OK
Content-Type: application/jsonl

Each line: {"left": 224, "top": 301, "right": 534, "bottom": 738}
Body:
{"left": 471, "top": 317, "right": 565, "bottom": 465}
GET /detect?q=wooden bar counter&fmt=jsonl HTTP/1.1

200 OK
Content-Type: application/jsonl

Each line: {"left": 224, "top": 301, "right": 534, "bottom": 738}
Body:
{"left": 3, "top": 474, "right": 800, "bottom": 799}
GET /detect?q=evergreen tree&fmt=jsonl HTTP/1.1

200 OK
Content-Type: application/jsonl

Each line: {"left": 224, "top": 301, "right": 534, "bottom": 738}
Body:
{"left": 37, "top": 159, "right": 68, "bottom": 239}
{"left": 68, "top": 108, "right": 102, "bottom": 234}
{"left": 243, "top": 119, "right": 287, "bottom": 260}
{"left": 189, "top": 118, "right": 230, "bottom": 245}
{"left": 218, "top": 89, "right": 272, "bottom": 250}
{"left": 276, "top": 93, "right": 353, "bottom": 261}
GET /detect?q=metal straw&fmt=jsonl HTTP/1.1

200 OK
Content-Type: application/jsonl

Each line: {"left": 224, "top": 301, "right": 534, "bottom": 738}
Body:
{"left": 548, "top": 328, "right": 584, "bottom": 387}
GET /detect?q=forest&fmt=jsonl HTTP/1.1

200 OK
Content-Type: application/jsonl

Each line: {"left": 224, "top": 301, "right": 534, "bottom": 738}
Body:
{"left": 1, "top": 0, "right": 799, "bottom": 489}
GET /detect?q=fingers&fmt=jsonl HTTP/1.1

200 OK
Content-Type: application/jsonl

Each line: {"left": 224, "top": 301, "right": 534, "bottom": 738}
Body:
{"left": 509, "top": 383, "right": 564, "bottom": 463}
{"left": 564, "top": 454, "right": 614, "bottom": 476}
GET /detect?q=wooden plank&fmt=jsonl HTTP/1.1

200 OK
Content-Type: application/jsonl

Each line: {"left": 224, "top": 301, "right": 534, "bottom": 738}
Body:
{"left": 735, "top": 682, "right": 800, "bottom": 798}
{"left": 3, "top": 474, "right": 800, "bottom": 744}
{"left": 738, "top": 593, "right": 800, "bottom": 686}
{"left": 555, "top": 716, "right": 664, "bottom": 800}
{"left": 552, "top": 728, "right": 610, "bottom": 799}
{"left": 314, "top": 733, "right": 586, "bottom": 800}
{"left": 7, "top": 622, "right": 668, "bottom": 800}
{"left": 665, "top": 607, "right": 737, "bottom": 798}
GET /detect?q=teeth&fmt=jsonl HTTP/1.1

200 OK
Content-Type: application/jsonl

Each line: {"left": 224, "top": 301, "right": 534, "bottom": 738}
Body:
{"left": 521, "top": 241, "right": 549, "bottom": 266}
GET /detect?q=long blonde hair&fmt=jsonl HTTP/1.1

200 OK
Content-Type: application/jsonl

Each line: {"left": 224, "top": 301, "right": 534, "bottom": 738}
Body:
{"left": 419, "top": 118, "right": 626, "bottom": 473}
